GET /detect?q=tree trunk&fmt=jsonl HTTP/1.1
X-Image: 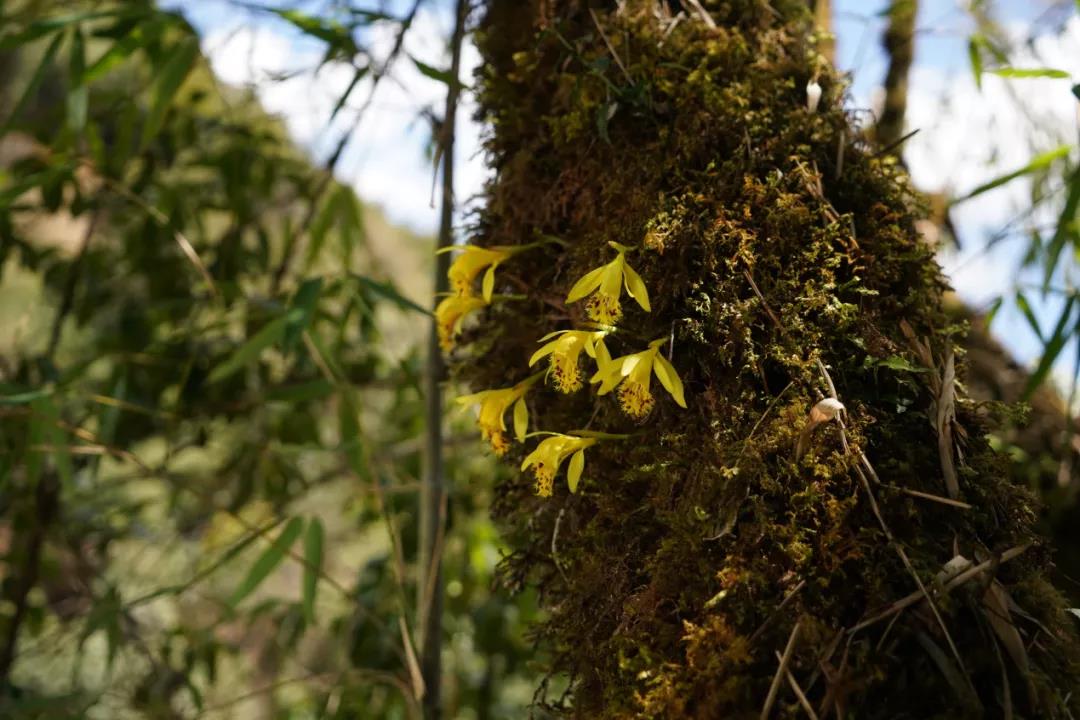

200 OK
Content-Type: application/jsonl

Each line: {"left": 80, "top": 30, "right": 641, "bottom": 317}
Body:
{"left": 457, "top": 1, "right": 1080, "bottom": 716}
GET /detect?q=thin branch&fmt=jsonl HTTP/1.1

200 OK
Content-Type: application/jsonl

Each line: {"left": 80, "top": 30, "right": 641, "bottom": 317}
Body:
{"left": 776, "top": 650, "right": 820, "bottom": 720}
{"left": 589, "top": 9, "right": 631, "bottom": 84}
{"left": 750, "top": 580, "right": 806, "bottom": 645}
{"left": 0, "top": 472, "right": 59, "bottom": 688}
{"left": 762, "top": 619, "right": 803, "bottom": 719}
{"left": 877, "top": 0, "right": 917, "bottom": 150}
{"left": 815, "top": 358, "right": 969, "bottom": 686}
{"left": 418, "top": 2, "right": 468, "bottom": 717}
{"left": 849, "top": 543, "right": 1031, "bottom": 634}
{"left": 93, "top": 171, "right": 218, "bottom": 298}
{"left": 270, "top": 0, "right": 426, "bottom": 292}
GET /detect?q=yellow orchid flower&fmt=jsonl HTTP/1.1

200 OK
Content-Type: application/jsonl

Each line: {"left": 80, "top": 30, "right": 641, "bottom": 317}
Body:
{"left": 529, "top": 329, "right": 609, "bottom": 394}
{"left": 435, "top": 294, "right": 488, "bottom": 352}
{"left": 565, "top": 242, "right": 650, "bottom": 325}
{"left": 456, "top": 373, "right": 543, "bottom": 456}
{"left": 521, "top": 433, "right": 598, "bottom": 497}
{"left": 438, "top": 245, "right": 518, "bottom": 301}
{"left": 591, "top": 338, "right": 687, "bottom": 419}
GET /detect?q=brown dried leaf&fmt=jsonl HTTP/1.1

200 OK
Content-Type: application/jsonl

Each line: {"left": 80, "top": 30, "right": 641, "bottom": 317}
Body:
{"left": 982, "top": 580, "right": 1031, "bottom": 682}
{"left": 936, "top": 348, "right": 959, "bottom": 499}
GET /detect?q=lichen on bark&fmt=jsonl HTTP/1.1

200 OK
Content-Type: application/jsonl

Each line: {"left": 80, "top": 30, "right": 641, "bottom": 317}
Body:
{"left": 452, "top": 1, "right": 1080, "bottom": 716}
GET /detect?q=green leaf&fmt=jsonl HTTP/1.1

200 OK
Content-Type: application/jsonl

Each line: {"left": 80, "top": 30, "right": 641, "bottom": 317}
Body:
{"left": 326, "top": 65, "right": 369, "bottom": 129}
{"left": 596, "top": 100, "right": 616, "bottom": 143}
{"left": 0, "top": 10, "right": 126, "bottom": 50}
{"left": 304, "top": 330, "right": 346, "bottom": 382}
{"left": 968, "top": 36, "right": 984, "bottom": 90}
{"left": 83, "top": 25, "right": 148, "bottom": 83}
{"left": 207, "top": 310, "right": 301, "bottom": 383}
{"left": 302, "top": 518, "right": 324, "bottom": 625}
{"left": 67, "top": 26, "right": 88, "bottom": 133}
{"left": 1043, "top": 165, "right": 1080, "bottom": 288}
{"left": 337, "top": 186, "right": 365, "bottom": 269}
{"left": 266, "top": 380, "right": 334, "bottom": 404}
{"left": 141, "top": 35, "right": 199, "bottom": 148}
{"left": 338, "top": 385, "right": 365, "bottom": 477}
{"left": 952, "top": 145, "right": 1071, "bottom": 205}
{"left": 1073, "top": 84, "right": 1080, "bottom": 102}
{"left": 0, "top": 31, "right": 64, "bottom": 138}
{"left": 1023, "top": 295, "right": 1076, "bottom": 399}
{"left": 347, "top": 9, "right": 396, "bottom": 23}
{"left": 412, "top": 56, "right": 457, "bottom": 87}
{"left": 283, "top": 277, "right": 323, "bottom": 352}
{"left": 1016, "top": 291, "right": 1043, "bottom": 342}
{"left": 354, "top": 274, "right": 430, "bottom": 316}
{"left": 80, "top": 585, "right": 123, "bottom": 668}
{"left": 268, "top": 8, "right": 358, "bottom": 55}
{"left": 230, "top": 517, "right": 304, "bottom": 606}
{"left": 0, "top": 386, "right": 54, "bottom": 405}
{"left": 305, "top": 190, "right": 339, "bottom": 268}
{"left": 876, "top": 355, "right": 928, "bottom": 373}
{"left": 31, "top": 395, "right": 72, "bottom": 487}
{"left": 983, "top": 296, "right": 1003, "bottom": 329}
{"left": 989, "top": 67, "right": 1070, "bottom": 80}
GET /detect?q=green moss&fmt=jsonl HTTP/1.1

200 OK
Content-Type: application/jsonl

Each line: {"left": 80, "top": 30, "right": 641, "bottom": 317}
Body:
{"left": 460, "top": 0, "right": 1080, "bottom": 716}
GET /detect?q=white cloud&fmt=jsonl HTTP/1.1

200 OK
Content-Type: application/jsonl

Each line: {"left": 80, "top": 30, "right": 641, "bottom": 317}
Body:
{"left": 199, "top": 6, "right": 489, "bottom": 234}
{"left": 196, "top": 5, "right": 1080, "bottom": 383}
{"left": 897, "top": 16, "right": 1080, "bottom": 374}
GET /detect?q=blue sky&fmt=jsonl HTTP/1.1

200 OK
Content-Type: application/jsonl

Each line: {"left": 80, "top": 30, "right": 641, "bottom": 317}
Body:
{"left": 169, "top": 0, "right": 1080, "bottom": 387}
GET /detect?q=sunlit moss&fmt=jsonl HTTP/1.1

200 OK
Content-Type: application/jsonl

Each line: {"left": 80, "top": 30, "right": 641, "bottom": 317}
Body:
{"left": 460, "top": 0, "right": 1080, "bottom": 717}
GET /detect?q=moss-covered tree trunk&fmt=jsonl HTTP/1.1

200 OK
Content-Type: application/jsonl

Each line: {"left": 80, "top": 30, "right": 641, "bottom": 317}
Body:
{"left": 449, "top": 1, "right": 1080, "bottom": 716}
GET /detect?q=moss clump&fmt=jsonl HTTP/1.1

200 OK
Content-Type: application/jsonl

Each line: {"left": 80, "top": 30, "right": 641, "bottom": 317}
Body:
{"left": 455, "top": 0, "right": 1080, "bottom": 716}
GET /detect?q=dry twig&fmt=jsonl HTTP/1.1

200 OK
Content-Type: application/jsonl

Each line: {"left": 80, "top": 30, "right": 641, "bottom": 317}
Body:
{"left": 762, "top": 619, "right": 803, "bottom": 719}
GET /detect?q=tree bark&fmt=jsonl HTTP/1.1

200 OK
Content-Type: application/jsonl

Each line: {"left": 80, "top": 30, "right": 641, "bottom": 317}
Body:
{"left": 877, "top": 0, "right": 917, "bottom": 149}
{"left": 459, "top": 0, "right": 1080, "bottom": 716}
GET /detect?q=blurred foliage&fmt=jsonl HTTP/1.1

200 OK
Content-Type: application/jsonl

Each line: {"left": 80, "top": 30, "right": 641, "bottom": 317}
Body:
{"left": 0, "top": 0, "right": 541, "bottom": 718}
{"left": 955, "top": 1, "right": 1080, "bottom": 597}
{"left": 1, "top": 0, "right": 1078, "bottom": 717}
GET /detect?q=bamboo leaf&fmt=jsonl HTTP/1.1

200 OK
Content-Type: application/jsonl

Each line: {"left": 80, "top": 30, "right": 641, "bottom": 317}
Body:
{"left": 304, "top": 189, "right": 340, "bottom": 268}
{"left": 283, "top": 277, "right": 323, "bottom": 352}
{"left": 0, "top": 10, "right": 126, "bottom": 50}
{"left": 302, "top": 518, "right": 324, "bottom": 625}
{"left": 207, "top": 311, "right": 300, "bottom": 383}
{"left": 268, "top": 8, "right": 358, "bottom": 55}
{"left": 968, "top": 36, "right": 984, "bottom": 89}
{"left": 67, "top": 26, "right": 88, "bottom": 132}
{"left": 1043, "top": 165, "right": 1080, "bottom": 288}
{"left": 983, "top": 296, "right": 1003, "bottom": 329}
{"left": 230, "top": 516, "right": 304, "bottom": 606}
{"left": 952, "top": 145, "right": 1071, "bottom": 205}
{"left": 990, "top": 67, "right": 1070, "bottom": 80}
{"left": 141, "top": 35, "right": 199, "bottom": 148}
{"left": 412, "top": 55, "right": 457, "bottom": 87}
{"left": 1016, "top": 291, "right": 1043, "bottom": 342}
{"left": 0, "top": 31, "right": 64, "bottom": 138}
{"left": 1022, "top": 295, "right": 1076, "bottom": 399}
{"left": 266, "top": 380, "right": 334, "bottom": 404}
{"left": 353, "top": 274, "right": 430, "bottom": 316}
{"left": 338, "top": 385, "right": 365, "bottom": 478}
{"left": 0, "top": 386, "right": 54, "bottom": 405}
{"left": 337, "top": 186, "right": 365, "bottom": 268}
{"left": 33, "top": 395, "right": 73, "bottom": 487}
{"left": 326, "top": 65, "right": 369, "bottom": 129}
{"left": 83, "top": 24, "right": 148, "bottom": 83}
